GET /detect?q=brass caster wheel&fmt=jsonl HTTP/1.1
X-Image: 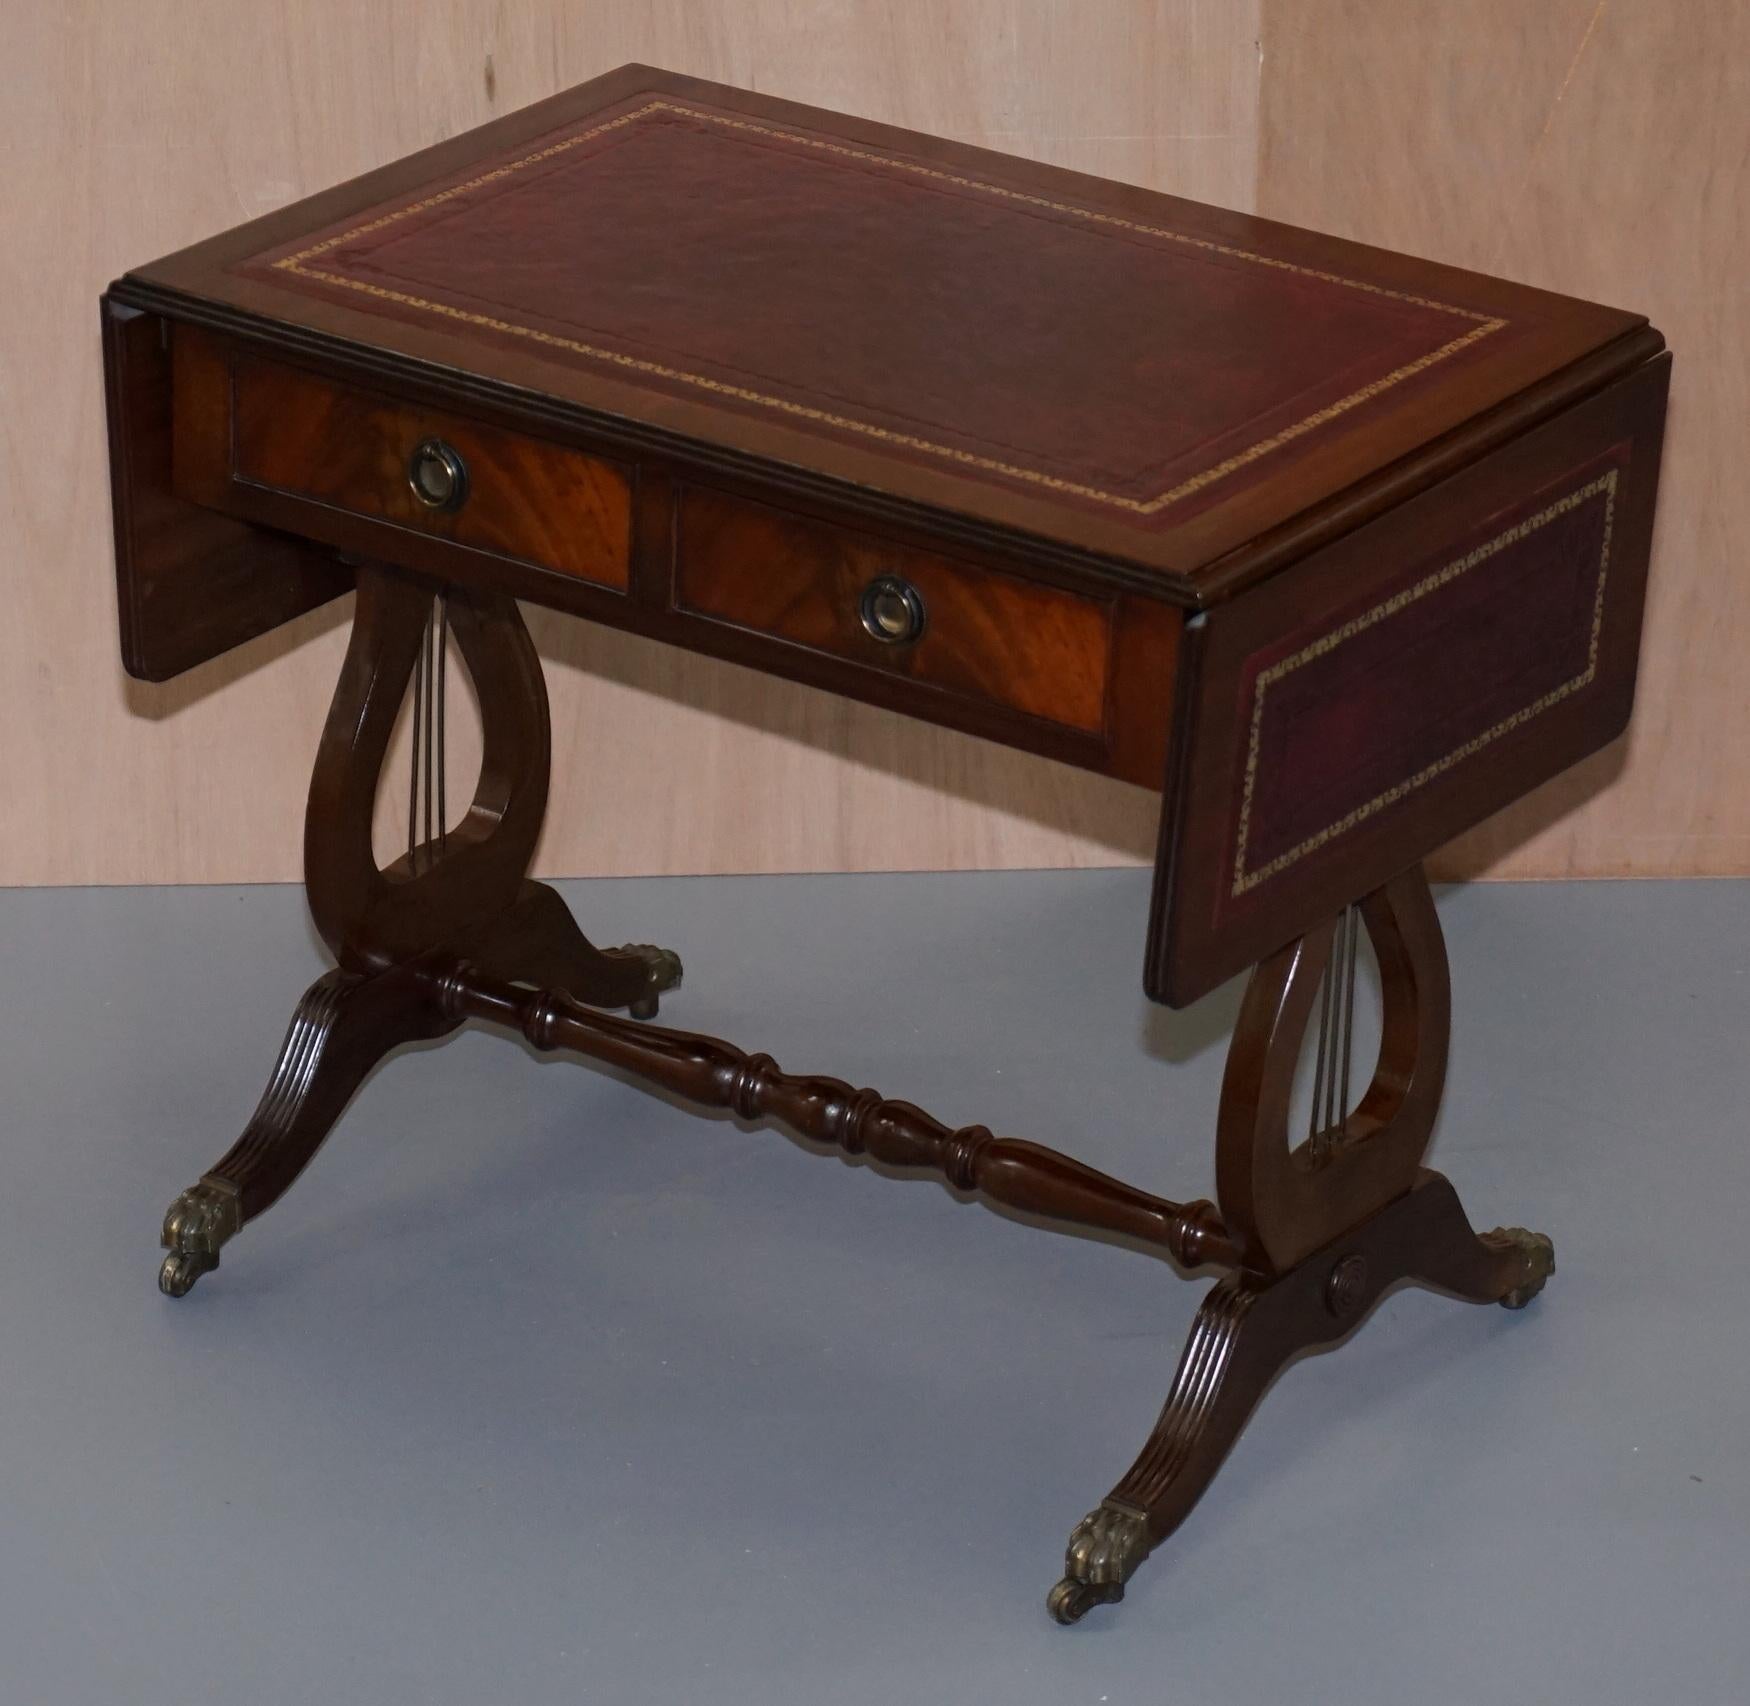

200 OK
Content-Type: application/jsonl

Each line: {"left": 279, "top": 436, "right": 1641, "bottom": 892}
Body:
{"left": 1047, "top": 1576, "right": 1123, "bottom": 1625}
{"left": 1049, "top": 1501, "right": 1149, "bottom": 1625}
{"left": 158, "top": 1249, "right": 215, "bottom": 1298}
{"left": 617, "top": 943, "right": 682, "bottom": 1020}
{"left": 159, "top": 1178, "right": 242, "bottom": 1298}
{"left": 1491, "top": 1227, "right": 1555, "bottom": 1309}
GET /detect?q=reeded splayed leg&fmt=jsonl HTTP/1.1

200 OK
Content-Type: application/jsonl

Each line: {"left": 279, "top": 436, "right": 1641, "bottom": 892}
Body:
{"left": 1048, "top": 866, "right": 1555, "bottom": 1623}
{"left": 158, "top": 963, "right": 457, "bottom": 1295}
{"left": 157, "top": 564, "right": 680, "bottom": 1295}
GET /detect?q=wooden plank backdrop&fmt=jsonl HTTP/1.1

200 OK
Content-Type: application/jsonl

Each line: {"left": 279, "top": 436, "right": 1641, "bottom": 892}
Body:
{"left": 2, "top": 1, "right": 1740, "bottom": 887}
{"left": 1260, "top": 0, "right": 1749, "bottom": 881}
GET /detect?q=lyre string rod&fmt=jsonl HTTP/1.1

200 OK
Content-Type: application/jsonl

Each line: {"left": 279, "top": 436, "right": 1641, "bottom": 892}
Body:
{"left": 407, "top": 594, "right": 452, "bottom": 865}
{"left": 407, "top": 606, "right": 426, "bottom": 865}
{"left": 1338, "top": 904, "right": 1358, "bottom": 1138}
{"left": 421, "top": 598, "right": 435, "bottom": 854}
{"left": 1309, "top": 903, "right": 1359, "bottom": 1160}
{"left": 1310, "top": 921, "right": 1335, "bottom": 1144}
{"left": 436, "top": 595, "right": 448, "bottom": 852}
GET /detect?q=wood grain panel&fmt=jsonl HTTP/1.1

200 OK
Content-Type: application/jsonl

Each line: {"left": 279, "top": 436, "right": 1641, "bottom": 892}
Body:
{"left": 2, "top": 1, "right": 1256, "bottom": 886}
{"left": 1259, "top": 0, "right": 1749, "bottom": 881}
{"left": 674, "top": 486, "right": 1113, "bottom": 736}
{"left": 178, "top": 337, "right": 633, "bottom": 591}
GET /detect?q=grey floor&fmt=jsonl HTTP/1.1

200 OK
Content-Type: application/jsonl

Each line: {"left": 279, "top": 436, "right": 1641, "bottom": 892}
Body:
{"left": 1, "top": 871, "right": 1746, "bottom": 1704}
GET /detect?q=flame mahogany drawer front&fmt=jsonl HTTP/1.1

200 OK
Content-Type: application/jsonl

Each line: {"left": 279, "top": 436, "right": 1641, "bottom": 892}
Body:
{"left": 163, "top": 324, "right": 1179, "bottom": 786}
{"left": 673, "top": 485, "right": 1118, "bottom": 740}
{"left": 171, "top": 327, "right": 633, "bottom": 591}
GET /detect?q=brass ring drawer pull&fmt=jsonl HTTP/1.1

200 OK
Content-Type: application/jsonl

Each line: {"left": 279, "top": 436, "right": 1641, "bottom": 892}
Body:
{"left": 408, "top": 437, "right": 469, "bottom": 512}
{"left": 858, "top": 574, "right": 926, "bottom": 645}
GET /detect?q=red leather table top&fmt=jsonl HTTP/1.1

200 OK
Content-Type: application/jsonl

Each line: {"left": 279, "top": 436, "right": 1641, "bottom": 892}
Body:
{"left": 130, "top": 66, "right": 1643, "bottom": 596}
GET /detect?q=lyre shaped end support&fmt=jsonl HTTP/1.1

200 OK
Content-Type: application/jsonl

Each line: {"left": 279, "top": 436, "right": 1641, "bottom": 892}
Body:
{"left": 304, "top": 567, "right": 550, "bottom": 973}
{"left": 1216, "top": 865, "right": 1450, "bottom": 1275}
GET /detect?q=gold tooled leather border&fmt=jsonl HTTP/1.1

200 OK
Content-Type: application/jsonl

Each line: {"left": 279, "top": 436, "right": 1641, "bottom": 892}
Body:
{"left": 268, "top": 99, "right": 1507, "bottom": 518}
{"left": 1230, "top": 469, "right": 1619, "bottom": 897}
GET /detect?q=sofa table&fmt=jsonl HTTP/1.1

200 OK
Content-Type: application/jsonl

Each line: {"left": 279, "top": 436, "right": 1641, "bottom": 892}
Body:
{"left": 101, "top": 64, "right": 1670, "bottom": 1623}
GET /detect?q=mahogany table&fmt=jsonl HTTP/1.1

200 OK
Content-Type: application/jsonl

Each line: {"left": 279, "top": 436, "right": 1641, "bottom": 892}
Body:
{"left": 101, "top": 65, "right": 1670, "bottom": 1623}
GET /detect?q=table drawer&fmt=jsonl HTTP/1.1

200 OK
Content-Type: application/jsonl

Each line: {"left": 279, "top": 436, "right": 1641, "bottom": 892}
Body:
{"left": 172, "top": 329, "right": 631, "bottom": 591}
{"left": 674, "top": 485, "right": 1113, "bottom": 737}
